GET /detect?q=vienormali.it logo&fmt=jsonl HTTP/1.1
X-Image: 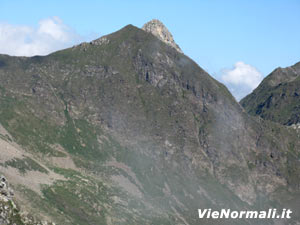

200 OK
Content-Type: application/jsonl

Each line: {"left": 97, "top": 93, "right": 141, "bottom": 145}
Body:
{"left": 198, "top": 208, "right": 292, "bottom": 219}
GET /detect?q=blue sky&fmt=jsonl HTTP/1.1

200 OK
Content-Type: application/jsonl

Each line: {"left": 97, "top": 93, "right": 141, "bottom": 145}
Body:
{"left": 1, "top": 0, "right": 299, "bottom": 99}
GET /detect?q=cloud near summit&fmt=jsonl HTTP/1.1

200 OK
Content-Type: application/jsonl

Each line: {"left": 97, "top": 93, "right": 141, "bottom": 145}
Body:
{"left": 221, "top": 61, "right": 263, "bottom": 100}
{"left": 0, "top": 17, "right": 81, "bottom": 56}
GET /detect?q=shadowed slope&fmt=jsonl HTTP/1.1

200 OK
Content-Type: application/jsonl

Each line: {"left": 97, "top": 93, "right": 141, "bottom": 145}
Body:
{"left": 0, "top": 23, "right": 299, "bottom": 225}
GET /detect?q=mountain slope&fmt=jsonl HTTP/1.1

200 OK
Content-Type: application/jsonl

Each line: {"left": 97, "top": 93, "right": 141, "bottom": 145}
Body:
{"left": 241, "top": 62, "right": 300, "bottom": 126}
{"left": 0, "top": 21, "right": 299, "bottom": 225}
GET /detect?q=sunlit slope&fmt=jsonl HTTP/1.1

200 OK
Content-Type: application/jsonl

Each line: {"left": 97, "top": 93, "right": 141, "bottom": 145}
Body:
{"left": 0, "top": 24, "right": 299, "bottom": 225}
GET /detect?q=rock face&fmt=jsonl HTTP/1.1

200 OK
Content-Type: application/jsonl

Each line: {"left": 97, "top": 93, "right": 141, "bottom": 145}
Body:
{"left": 241, "top": 62, "right": 300, "bottom": 125}
{"left": 142, "top": 19, "right": 183, "bottom": 53}
{"left": 0, "top": 175, "right": 54, "bottom": 225}
{"left": 0, "top": 175, "right": 14, "bottom": 202}
{"left": 0, "top": 23, "right": 299, "bottom": 224}
{"left": 0, "top": 175, "right": 19, "bottom": 225}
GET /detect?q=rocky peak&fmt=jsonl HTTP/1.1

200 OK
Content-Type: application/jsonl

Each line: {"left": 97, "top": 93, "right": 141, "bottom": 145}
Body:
{"left": 142, "top": 19, "right": 182, "bottom": 53}
{"left": 267, "top": 63, "right": 300, "bottom": 87}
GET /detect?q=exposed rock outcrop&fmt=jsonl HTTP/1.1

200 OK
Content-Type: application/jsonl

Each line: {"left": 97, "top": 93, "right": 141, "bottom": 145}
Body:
{"left": 0, "top": 23, "right": 300, "bottom": 225}
{"left": 0, "top": 175, "right": 14, "bottom": 202}
{"left": 142, "top": 19, "right": 183, "bottom": 53}
{"left": 0, "top": 175, "right": 54, "bottom": 225}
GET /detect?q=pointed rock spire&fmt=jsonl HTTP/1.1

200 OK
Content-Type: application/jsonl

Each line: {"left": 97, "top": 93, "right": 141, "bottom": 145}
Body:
{"left": 142, "top": 19, "right": 182, "bottom": 53}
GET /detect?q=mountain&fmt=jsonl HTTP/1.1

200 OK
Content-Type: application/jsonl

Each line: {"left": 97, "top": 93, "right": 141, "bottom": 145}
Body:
{"left": 0, "top": 20, "right": 300, "bottom": 225}
{"left": 142, "top": 19, "right": 183, "bottom": 53}
{"left": 241, "top": 62, "right": 300, "bottom": 126}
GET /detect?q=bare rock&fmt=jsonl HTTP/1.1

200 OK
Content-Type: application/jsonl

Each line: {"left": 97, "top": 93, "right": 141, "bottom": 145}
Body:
{"left": 142, "top": 19, "right": 183, "bottom": 53}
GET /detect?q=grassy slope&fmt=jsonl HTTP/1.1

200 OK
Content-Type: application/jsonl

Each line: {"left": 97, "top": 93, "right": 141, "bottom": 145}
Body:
{"left": 241, "top": 64, "right": 300, "bottom": 125}
{"left": 0, "top": 25, "right": 299, "bottom": 225}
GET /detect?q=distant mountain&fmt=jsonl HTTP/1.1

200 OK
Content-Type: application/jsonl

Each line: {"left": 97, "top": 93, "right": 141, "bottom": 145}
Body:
{"left": 0, "top": 20, "right": 299, "bottom": 225}
{"left": 241, "top": 62, "right": 300, "bottom": 126}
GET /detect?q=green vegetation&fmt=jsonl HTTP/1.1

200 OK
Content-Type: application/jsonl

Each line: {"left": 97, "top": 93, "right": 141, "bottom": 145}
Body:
{"left": 4, "top": 157, "right": 48, "bottom": 174}
{"left": 241, "top": 64, "right": 300, "bottom": 125}
{"left": 0, "top": 200, "right": 26, "bottom": 225}
{"left": 0, "top": 23, "right": 299, "bottom": 225}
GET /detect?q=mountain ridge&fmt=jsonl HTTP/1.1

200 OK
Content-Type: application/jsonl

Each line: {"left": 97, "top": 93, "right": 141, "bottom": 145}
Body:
{"left": 0, "top": 21, "right": 299, "bottom": 224}
{"left": 241, "top": 61, "right": 300, "bottom": 126}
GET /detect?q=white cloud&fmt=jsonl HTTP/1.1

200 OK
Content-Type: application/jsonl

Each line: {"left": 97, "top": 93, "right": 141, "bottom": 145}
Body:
{"left": 0, "top": 17, "right": 82, "bottom": 56}
{"left": 221, "top": 61, "right": 263, "bottom": 100}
